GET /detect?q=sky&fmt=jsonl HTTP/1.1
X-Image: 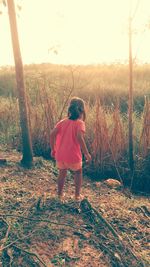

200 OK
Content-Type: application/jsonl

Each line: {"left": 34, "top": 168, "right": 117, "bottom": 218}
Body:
{"left": 0, "top": 0, "right": 150, "bottom": 66}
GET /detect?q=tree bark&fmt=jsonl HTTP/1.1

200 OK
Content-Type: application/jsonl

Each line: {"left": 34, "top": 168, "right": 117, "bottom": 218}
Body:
{"left": 128, "top": 15, "right": 134, "bottom": 173}
{"left": 7, "top": 0, "right": 33, "bottom": 167}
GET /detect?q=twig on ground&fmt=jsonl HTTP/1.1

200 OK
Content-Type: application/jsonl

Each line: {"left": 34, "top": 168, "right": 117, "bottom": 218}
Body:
{"left": 80, "top": 199, "right": 145, "bottom": 267}
{"left": 0, "top": 213, "right": 85, "bottom": 231}
{"left": 13, "top": 245, "right": 47, "bottom": 267}
{"left": 80, "top": 199, "right": 121, "bottom": 240}
{"left": 0, "top": 220, "right": 11, "bottom": 257}
{"left": 0, "top": 231, "right": 35, "bottom": 252}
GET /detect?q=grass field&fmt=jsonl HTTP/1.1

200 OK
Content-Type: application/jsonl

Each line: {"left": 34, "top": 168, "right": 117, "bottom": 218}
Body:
{"left": 0, "top": 63, "right": 150, "bottom": 193}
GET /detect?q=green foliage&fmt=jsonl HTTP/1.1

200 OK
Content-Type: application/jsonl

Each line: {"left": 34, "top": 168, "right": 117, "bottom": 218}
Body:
{"left": 0, "top": 97, "right": 20, "bottom": 147}
{"left": 0, "top": 63, "right": 150, "bottom": 111}
{"left": 0, "top": 68, "right": 16, "bottom": 97}
{"left": 132, "top": 154, "right": 150, "bottom": 193}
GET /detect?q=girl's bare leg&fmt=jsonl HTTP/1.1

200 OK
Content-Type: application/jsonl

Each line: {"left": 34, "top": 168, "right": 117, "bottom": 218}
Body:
{"left": 58, "top": 169, "right": 67, "bottom": 198}
{"left": 74, "top": 168, "right": 82, "bottom": 199}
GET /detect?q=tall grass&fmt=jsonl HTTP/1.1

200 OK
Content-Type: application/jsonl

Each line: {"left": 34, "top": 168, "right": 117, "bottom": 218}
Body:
{"left": 140, "top": 97, "right": 150, "bottom": 156}
{"left": 1, "top": 63, "right": 150, "bottom": 111}
{"left": 92, "top": 100, "right": 110, "bottom": 169}
{"left": 0, "top": 63, "right": 150, "bottom": 191}
{"left": 0, "top": 97, "right": 20, "bottom": 146}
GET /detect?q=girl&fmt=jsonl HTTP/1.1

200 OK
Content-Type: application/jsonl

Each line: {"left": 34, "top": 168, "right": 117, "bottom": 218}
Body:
{"left": 50, "top": 97, "right": 91, "bottom": 201}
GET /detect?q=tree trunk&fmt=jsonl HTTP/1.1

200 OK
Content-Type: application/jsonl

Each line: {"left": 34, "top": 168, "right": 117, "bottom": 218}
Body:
{"left": 7, "top": 0, "right": 33, "bottom": 167}
{"left": 128, "top": 15, "right": 134, "bottom": 173}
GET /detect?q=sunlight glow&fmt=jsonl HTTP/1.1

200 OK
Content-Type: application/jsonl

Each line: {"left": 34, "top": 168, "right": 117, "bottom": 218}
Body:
{"left": 0, "top": 0, "right": 150, "bottom": 66}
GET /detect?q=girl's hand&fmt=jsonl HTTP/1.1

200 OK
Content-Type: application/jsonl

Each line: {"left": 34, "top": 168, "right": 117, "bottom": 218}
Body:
{"left": 85, "top": 152, "right": 91, "bottom": 163}
{"left": 51, "top": 149, "right": 56, "bottom": 158}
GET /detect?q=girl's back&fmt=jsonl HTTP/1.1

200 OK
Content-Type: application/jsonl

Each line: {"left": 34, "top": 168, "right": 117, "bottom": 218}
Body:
{"left": 55, "top": 118, "right": 85, "bottom": 163}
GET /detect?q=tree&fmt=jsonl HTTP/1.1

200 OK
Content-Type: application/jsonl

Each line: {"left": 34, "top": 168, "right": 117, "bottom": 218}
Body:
{"left": 6, "top": 0, "right": 33, "bottom": 167}
{"left": 128, "top": 13, "right": 134, "bottom": 174}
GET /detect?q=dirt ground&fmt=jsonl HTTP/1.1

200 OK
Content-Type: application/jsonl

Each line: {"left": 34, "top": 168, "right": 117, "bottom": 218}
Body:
{"left": 0, "top": 148, "right": 149, "bottom": 267}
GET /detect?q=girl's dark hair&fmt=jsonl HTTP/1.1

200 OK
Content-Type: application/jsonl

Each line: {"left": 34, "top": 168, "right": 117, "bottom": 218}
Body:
{"left": 68, "top": 97, "right": 86, "bottom": 120}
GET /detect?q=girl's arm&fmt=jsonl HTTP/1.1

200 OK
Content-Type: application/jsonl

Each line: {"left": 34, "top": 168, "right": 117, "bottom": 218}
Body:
{"left": 77, "top": 131, "right": 91, "bottom": 162}
{"left": 50, "top": 128, "right": 58, "bottom": 157}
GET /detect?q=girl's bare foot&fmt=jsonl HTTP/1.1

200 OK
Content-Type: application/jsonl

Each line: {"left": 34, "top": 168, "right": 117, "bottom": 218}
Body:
{"left": 75, "top": 194, "right": 84, "bottom": 201}
{"left": 58, "top": 193, "right": 65, "bottom": 202}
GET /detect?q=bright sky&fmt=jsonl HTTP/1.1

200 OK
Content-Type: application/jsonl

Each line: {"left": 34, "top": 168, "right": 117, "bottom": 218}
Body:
{"left": 0, "top": 0, "right": 150, "bottom": 66}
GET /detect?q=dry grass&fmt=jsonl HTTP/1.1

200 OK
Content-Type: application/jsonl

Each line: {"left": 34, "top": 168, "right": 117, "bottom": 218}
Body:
{"left": 140, "top": 98, "right": 150, "bottom": 157}
{"left": 0, "top": 97, "right": 20, "bottom": 146}
{"left": 110, "top": 106, "right": 126, "bottom": 161}
{"left": 0, "top": 64, "right": 150, "bottom": 190}
{"left": 92, "top": 100, "right": 110, "bottom": 169}
{"left": 0, "top": 95, "right": 150, "bottom": 181}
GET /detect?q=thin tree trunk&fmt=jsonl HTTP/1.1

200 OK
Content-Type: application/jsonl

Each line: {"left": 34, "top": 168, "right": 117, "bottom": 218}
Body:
{"left": 7, "top": 0, "right": 33, "bottom": 167}
{"left": 128, "top": 15, "right": 134, "bottom": 173}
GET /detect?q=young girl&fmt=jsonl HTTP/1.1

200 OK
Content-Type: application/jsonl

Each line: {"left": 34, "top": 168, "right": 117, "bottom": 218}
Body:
{"left": 50, "top": 97, "right": 91, "bottom": 200}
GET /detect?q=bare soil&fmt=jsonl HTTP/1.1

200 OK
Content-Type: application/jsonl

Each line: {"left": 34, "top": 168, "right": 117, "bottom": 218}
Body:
{"left": 0, "top": 148, "right": 149, "bottom": 267}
